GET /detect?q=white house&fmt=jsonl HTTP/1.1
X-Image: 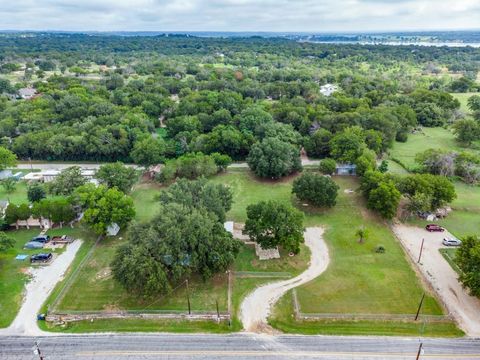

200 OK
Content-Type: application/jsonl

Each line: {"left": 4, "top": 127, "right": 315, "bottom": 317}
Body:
{"left": 320, "top": 83, "right": 338, "bottom": 97}
{"left": 17, "top": 87, "right": 38, "bottom": 100}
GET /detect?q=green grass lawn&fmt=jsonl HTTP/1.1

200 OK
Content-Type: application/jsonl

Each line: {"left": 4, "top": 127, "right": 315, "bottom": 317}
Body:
{"left": 385, "top": 159, "right": 409, "bottom": 176}
{"left": 0, "top": 180, "right": 29, "bottom": 204}
{"left": 210, "top": 169, "right": 294, "bottom": 222}
{"left": 389, "top": 127, "right": 478, "bottom": 170}
{"left": 45, "top": 170, "right": 458, "bottom": 335}
{"left": 55, "top": 236, "right": 230, "bottom": 312}
{"left": 131, "top": 182, "right": 163, "bottom": 223}
{"left": 234, "top": 243, "right": 310, "bottom": 276}
{"left": 439, "top": 248, "right": 462, "bottom": 275}
{"left": 451, "top": 92, "right": 477, "bottom": 114}
{"left": 40, "top": 318, "right": 234, "bottom": 333}
{"left": 451, "top": 182, "right": 480, "bottom": 212}
{"left": 409, "top": 181, "right": 480, "bottom": 237}
{"left": 270, "top": 292, "right": 463, "bottom": 337}
{"left": 290, "top": 177, "right": 442, "bottom": 315}
{"left": 0, "top": 226, "right": 94, "bottom": 328}
{"left": 47, "top": 171, "right": 311, "bottom": 331}
{"left": 389, "top": 126, "right": 480, "bottom": 238}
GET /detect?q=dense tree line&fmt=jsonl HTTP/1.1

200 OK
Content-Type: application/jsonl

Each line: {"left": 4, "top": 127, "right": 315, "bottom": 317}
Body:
{"left": 0, "top": 33, "right": 477, "bottom": 169}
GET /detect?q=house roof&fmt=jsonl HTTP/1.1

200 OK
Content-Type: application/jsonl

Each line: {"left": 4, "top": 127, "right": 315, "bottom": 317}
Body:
{"left": 18, "top": 87, "right": 37, "bottom": 97}
{"left": 336, "top": 164, "right": 357, "bottom": 169}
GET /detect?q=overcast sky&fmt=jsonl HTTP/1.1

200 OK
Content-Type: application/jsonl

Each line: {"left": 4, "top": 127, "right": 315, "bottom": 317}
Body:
{"left": 1, "top": 0, "right": 479, "bottom": 32}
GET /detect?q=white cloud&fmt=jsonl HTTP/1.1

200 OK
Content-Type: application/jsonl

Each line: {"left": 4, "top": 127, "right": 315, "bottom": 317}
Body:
{"left": 0, "top": 0, "right": 478, "bottom": 32}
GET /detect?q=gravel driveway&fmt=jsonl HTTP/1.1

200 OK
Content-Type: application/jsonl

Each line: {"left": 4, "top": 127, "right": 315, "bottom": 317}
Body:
{"left": 240, "top": 227, "right": 329, "bottom": 333}
{"left": 392, "top": 224, "right": 480, "bottom": 337}
{"left": 0, "top": 240, "right": 82, "bottom": 336}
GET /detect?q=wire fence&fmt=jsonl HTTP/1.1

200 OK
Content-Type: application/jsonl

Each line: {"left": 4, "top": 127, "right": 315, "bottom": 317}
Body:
{"left": 46, "top": 238, "right": 300, "bottom": 326}
{"left": 291, "top": 290, "right": 453, "bottom": 323}
{"left": 234, "top": 271, "right": 292, "bottom": 278}
{"left": 49, "top": 235, "right": 102, "bottom": 313}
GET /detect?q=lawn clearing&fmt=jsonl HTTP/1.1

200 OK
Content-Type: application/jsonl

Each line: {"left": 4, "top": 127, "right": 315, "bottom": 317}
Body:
{"left": 234, "top": 243, "right": 310, "bottom": 276}
{"left": 389, "top": 127, "right": 477, "bottom": 170}
{"left": 45, "top": 170, "right": 457, "bottom": 335}
{"left": 288, "top": 176, "right": 443, "bottom": 316}
{"left": 131, "top": 182, "right": 163, "bottom": 222}
{"left": 451, "top": 182, "right": 480, "bottom": 212}
{"left": 384, "top": 159, "right": 409, "bottom": 176}
{"left": 0, "top": 180, "right": 28, "bottom": 204}
{"left": 270, "top": 292, "right": 463, "bottom": 337}
{"left": 408, "top": 181, "right": 480, "bottom": 238}
{"left": 48, "top": 170, "right": 312, "bottom": 331}
{"left": 54, "top": 235, "right": 229, "bottom": 313}
{"left": 450, "top": 92, "right": 477, "bottom": 114}
{"left": 0, "top": 226, "right": 94, "bottom": 328}
{"left": 209, "top": 169, "right": 294, "bottom": 222}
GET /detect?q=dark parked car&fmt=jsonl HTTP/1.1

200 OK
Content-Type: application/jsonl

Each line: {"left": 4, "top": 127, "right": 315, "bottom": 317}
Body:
{"left": 30, "top": 253, "right": 52, "bottom": 263}
{"left": 31, "top": 235, "right": 50, "bottom": 244}
{"left": 24, "top": 241, "right": 44, "bottom": 249}
{"left": 425, "top": 224, "right": 444, "bottom": 232}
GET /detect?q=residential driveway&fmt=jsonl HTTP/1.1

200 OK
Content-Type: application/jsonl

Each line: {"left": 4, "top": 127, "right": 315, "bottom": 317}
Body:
{"left": 0, "top": 240, "right": 82, "bottom": 336}
{"left": 392, "top": 224, "right": 480, "bottom": 337}
{"left": 240, "top": 227, "right": 329, "bottom": 333}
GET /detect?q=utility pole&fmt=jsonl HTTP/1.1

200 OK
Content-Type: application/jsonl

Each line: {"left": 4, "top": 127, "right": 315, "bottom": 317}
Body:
{"left": 186, "top": 279, "right": 191, "bottom": 315}
{"left": 415, "top": 293, "right": 426, "bottom": 321}
{"left": 415, "top": 342, "right": 423, "bottom": 360}
{"left": 216, "top": 299, "right": 220, "bottom": 322}
{"left": 417, "top": 238, "right": 425, "bottom": 263}
{"left": 33, "top": 341, "right": 44, "bottom": 360}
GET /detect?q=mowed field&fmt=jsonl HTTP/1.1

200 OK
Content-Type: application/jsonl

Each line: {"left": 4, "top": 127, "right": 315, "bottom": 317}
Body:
{"left": 47, "top": 174, "right": 310, "bottom": 332}
{"left": 389, "top": 127, "right": 479, "bottom": 170}
{"left": 388, "top": 126, "right": 480, "bottom": 237}
{"left": 45, "top": 170, "right": 459, "bottom": 335}
{"left": 292, "top": 177, "right": 442, "bottom": 315}
{"left": 411, "top": 189, "right": 480, "bottom": 237}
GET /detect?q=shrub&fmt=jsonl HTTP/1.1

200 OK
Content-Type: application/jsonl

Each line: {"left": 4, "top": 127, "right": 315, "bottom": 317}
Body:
{"left": 319, "top": 158, "right": 336, "bottom": 175}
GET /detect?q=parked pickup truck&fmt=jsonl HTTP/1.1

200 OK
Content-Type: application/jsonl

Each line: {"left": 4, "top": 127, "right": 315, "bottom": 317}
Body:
{"left": 51, "top": 235, "right": 73, "bottom": 244}
{"left": 425, "top": 224, "right": 444, "bottom": 232}
{"left": 30, "top": 253, "right": 53, "bottom": 263}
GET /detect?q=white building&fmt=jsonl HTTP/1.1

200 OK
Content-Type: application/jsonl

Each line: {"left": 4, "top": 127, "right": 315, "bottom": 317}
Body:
{"left": 17, "top": 87, "right": 38, "bottom": 100}
{"left": 24, "top": 169, "right": 97, "bottom": 183}
{"left": 320, "top": 83, "right": 338, "bottom": 97}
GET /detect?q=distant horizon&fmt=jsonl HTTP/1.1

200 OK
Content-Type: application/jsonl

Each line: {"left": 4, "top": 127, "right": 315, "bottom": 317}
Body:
{"left": 1, "top": 29, "right": 480, "bottom": 37}
{"left": 2, "top": 0, "right": 479, "bottom": 34}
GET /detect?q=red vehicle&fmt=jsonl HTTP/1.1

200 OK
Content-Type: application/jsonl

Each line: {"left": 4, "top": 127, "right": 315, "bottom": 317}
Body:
{"left": 425, "top": 224, "right": 444, "bottom": 232}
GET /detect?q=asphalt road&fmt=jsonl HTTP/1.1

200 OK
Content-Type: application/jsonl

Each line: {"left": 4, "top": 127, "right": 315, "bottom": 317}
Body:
{"left": 1, "top": 334, "right": 480, "bottom": 359}
{"left": 16, "top": 158, "right": 320, "bottom": 171}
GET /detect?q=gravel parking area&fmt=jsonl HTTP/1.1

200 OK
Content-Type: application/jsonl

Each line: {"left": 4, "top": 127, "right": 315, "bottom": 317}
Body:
{"left": 393, "top": 224, "right": 480, "bottom": 337}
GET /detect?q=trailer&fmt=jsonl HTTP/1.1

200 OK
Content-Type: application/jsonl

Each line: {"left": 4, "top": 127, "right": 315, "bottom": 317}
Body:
{"left": 51, "top": 235, "right": 74, "bottom": 245}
